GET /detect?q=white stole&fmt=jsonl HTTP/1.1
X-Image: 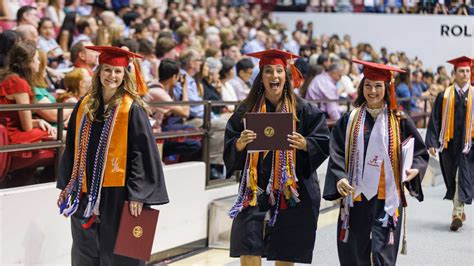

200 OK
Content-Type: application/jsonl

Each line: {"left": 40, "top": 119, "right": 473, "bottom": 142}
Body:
{"left": 353, "top": 107, "right": 399, "bottom": 217}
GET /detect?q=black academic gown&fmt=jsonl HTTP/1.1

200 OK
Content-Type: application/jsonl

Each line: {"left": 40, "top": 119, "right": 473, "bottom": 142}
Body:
{"left": 323, "top": 110, "right": 428, "bottom": 266}
{"left": 57, "top": 99, "right": 169, "bottom": 266}
{"left": 425, "top": 90, "right": 474, "bottom": 204}
{"left": 224, "top": 96, "right": 330, "bottom": 263}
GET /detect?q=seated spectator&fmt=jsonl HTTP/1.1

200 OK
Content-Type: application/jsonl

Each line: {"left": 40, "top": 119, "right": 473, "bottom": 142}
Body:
{"left": 38, "top": 17, "right": 65, "bottom": 68}
{"left": 138, "top": 39, "right": 159, "bottom": 82}
{"left": 143, "top": 58, "right": 201, "bottom": 162}
{"left": 45, "top": 0, "right": 65, "bottom": 29}
{"left": 95, "top": 25, "right": 111, "bottom": 46}
{"left": 70, "top": 40, "right": 98, "bottom": 76}
{"left": 16, "top": 24, "right": 39, "bottom": 46}
{"left": 300, "top": 64, "right": 324, "bottom": 98}
{"left": 71, "top": 16, "right": 97, "bottom": 47}
{"left": 174, "top": 48, "right": 228, "bottom": 179}
{"left": 175, "top": 25, "right": 194, "bottom": 54}
{"left": 305, "top": 62, "right": 344, "bottom": 121}
{"left": 395, "top": 69, "right": 418, "bottom": 113}
{"left": 108, "top": 23, "right": 125, "bottom": 46}
{"left": 219, "top": 57, "right": 238, "bottom": 112}
{"left": 56, "top": 11, "right": 76, "bottom": 53}
{"left": 203, "top": 57, "right": 224, "bottom": 115}
{"left": 337, "top": 58, "right": 357, "bottom": 100}
{"left": 56, "top": 68, "right": 91, "bottom": 103}
{"left": 16, "top": 5, "right": 39, "bottom": 28}
{"left": 222, "top": 41, "right": 242, "bottom": 63}
{"left": 155, "top": 37, "right": 178, "bottom": 61}
{"left": 228, "top": 58, "right": 254, "bottom": 100}
{"left": 0, "top": 42, "right": 56, "bottom": 145}
{"left": 421, "top": 71, "right": 434, "bottom": 92}
{"left": 0, "top": 30, "right": 19, "bottom": 68}
{"left": 33, "top": 49, "right": 72, "bottom": 124}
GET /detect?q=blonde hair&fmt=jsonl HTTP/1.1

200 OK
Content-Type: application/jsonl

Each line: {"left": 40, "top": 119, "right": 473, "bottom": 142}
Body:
{"left": 56, "top": 68, "right": 86, "bottom": 103}
{"left": 84, "top": 65, "right": 150, "bottom": 121}
{"left": 95, "top": 25, "right": 111, "bottom": 46}
{"left": 108, "top": 23, "right": 124, "bottom": 46}
{"left": 33, "top": 49, "right": 48, "bottom": 88}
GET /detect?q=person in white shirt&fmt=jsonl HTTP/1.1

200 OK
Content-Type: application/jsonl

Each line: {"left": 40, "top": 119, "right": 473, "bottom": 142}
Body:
{"left": 219, "top": 57, "right": 238, "bottom": 112}
{"left": 228, "top": 58, "right": 254, "bottom": 101}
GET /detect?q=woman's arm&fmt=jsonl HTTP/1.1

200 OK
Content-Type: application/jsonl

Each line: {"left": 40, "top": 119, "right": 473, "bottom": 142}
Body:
{"left": 170, "top": 76, "right": 190, "bottom": 118}
{"left": 10, "top": 92, "right": 34, "bottom": 131}
{"left": 35, "top": 96, "right": 73, "bottom": 123}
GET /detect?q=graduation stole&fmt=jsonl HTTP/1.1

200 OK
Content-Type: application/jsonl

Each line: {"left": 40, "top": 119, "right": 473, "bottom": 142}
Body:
{"left": 229, "top": 96, "right": 299, "bottom": 226}
{"left": 340, "top": 104, "right": 401, "bottom": 244}
{"left": 59, "top": 94, "right": 132, "bottom": 218}
{"left": 438, "top": 85, "right": 474, "bottom": 154}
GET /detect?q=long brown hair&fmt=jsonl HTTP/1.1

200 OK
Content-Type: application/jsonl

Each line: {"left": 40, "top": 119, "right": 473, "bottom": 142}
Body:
{"left": 33, "top": 49, "right": 49, "bottom": 88}
{"left": 239, "top": 69, "right": 297, "bottom": 119}
{"left": 84, "top": 65, "right": 150, "bottom": 121}
{"left": 0, "top": 42, "right": 36, "bottom": 89}
{"left": 354, "top": 77, "right": 391, "bottom": 107}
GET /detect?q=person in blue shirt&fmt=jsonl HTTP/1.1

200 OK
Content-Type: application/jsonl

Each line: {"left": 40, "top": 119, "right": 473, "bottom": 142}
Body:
{"left": 173, "top": 48, "right": 229, "bottom": 179}
{"left": 395, "top": 69, "right": 418, "bottom": 113}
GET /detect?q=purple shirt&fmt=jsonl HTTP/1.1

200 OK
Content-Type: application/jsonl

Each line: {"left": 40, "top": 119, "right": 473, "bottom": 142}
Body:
{"left": 305, "top": 72, "right": 341, "bottom": 121}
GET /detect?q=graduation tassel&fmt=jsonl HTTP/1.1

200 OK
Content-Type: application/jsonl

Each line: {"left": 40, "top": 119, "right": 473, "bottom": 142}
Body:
{"left": 81, "top": 214, "right": 96, "bottom": 229}
{"left": 400, "top": 207, "right": 408, "bottom": 255}
{"left": 388, "top": 229, "right": 395, "bottom": 245}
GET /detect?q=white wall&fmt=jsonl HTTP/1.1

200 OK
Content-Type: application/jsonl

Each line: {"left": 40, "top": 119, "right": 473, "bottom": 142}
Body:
{"left": 272, "top": 13, "right": 473, "bottom": 69}
{"left": 0, "top": 162, "right": 238, "bottom": 265}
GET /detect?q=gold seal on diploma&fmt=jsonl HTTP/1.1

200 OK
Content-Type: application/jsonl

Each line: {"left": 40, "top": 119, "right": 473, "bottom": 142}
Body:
{"left": 264, "top": 126, "right": 275, "bottom": 137}
{"left": 133, "top": 226, "right": 143, "bottom": 238}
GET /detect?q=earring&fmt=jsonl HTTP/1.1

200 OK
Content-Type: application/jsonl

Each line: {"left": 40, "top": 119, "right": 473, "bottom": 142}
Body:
{"left": 259, "top": 82, "right": 264, "bottom": 94}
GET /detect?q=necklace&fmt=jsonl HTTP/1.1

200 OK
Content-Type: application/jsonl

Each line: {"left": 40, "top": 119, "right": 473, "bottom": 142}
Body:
{"left": 367, "top": 107, "right": 382, "bottom": 119}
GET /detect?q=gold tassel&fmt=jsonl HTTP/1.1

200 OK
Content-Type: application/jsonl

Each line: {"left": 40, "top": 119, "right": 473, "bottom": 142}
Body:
{"left": 389, "top": 74, "right": 398, "bottom": 111}
{"left": 133, "top": 59, "right": 148, "bottom": 96}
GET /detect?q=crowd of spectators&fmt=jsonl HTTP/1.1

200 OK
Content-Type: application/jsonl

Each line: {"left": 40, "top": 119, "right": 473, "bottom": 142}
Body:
{"left": 273, "top": 0, "right": 473, "bottom": 15}
{"left": 0, "top": 0, "right": 465, "bottom": 188}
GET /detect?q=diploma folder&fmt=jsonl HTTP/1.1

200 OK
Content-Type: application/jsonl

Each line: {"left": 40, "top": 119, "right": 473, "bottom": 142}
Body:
{"left": 401, "top": 137, "right": 415, "bottom": 182}
{"left": 245, "top": 112, "right": 293, "bottom": 151}
{"left": 114, "top": 201, "right": 160, "bottom": 261}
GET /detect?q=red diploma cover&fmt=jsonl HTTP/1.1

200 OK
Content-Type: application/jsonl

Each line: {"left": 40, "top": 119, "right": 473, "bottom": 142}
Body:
{"left": 114, "top": 201, "right": 160, "bottom": 261}
{"left": 245, "top": 112, "right": 293, "bottom": 151}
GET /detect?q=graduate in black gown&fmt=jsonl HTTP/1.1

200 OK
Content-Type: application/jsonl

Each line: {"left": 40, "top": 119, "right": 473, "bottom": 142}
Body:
{"left": 56, "top": 46, "right": 169, "bottom": 265}
{"left": 323, "top": 59, "right": 429, "bottom": 266}
{"left": 425, "top": 56, "right": 473, "bottom": 231}
{"left": 225, "top": 49, "right": 330, "bottom": 266}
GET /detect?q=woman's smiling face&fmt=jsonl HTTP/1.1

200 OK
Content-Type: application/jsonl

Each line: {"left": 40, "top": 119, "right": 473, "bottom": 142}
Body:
{"left": 262, "top": 64, "right": 286, "bottom": 98}
{"left": 100, "top": 64, "right": 125, "bottom": 91}
{"left": 363, "top": 78, "right": 385, "bottom": 108}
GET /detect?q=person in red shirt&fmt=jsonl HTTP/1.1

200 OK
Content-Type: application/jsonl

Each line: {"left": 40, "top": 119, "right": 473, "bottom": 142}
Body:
{"left": 0, "top": 42, "right": 55, "bottom": 144}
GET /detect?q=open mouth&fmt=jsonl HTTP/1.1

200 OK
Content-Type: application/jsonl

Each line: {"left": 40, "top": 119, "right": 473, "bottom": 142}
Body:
{"left": 269, "top": 81, "right": 280, "bottom": 89}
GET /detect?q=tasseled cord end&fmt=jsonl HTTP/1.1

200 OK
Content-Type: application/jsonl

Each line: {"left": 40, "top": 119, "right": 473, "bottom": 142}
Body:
{"left": 132, "top": 59, "right": 148, "bottom": 96}
{"left": 389, "top": 74, "right": 398, "bottom": 111}
{"left": 289, "top": 63, "right": 303, "bottom": 89}
{"left": 387, "top": 229, "right": 395, "bottom": 245}
{"left": 400, "top": 207, "right": 408, "bottom": 255}
{"left": 339, "top": 228, "right": 349, "bottom": 243}
{"left": 400, "top": 238, "right": 407, "bottom": 255}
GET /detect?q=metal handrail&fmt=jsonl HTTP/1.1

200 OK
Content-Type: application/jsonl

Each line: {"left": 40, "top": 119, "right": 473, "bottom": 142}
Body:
{"left": 0, "top": 96, "right": 434, "bottom": 187}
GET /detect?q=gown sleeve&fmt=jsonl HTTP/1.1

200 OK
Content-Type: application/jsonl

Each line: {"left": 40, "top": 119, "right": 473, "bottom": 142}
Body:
{"left": 297, "top": 102, "right": 330, "bottom": 178}
{"left": 126, "top": 103, "right": 169, "bottom": 205}
{"left": 425, "top": 92, "right": 443, "bottom": 149}
{"left": 223, "top": 109, "right": 247, "bottom": 178}
{"left": 56, "top": 100, "right": 81, "bottom": 190}
{"left": 323, "top": 113, "right": 350, "bottom": 201}
{"left": 400, "top": 115, "right": 429, "bottom": 202}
